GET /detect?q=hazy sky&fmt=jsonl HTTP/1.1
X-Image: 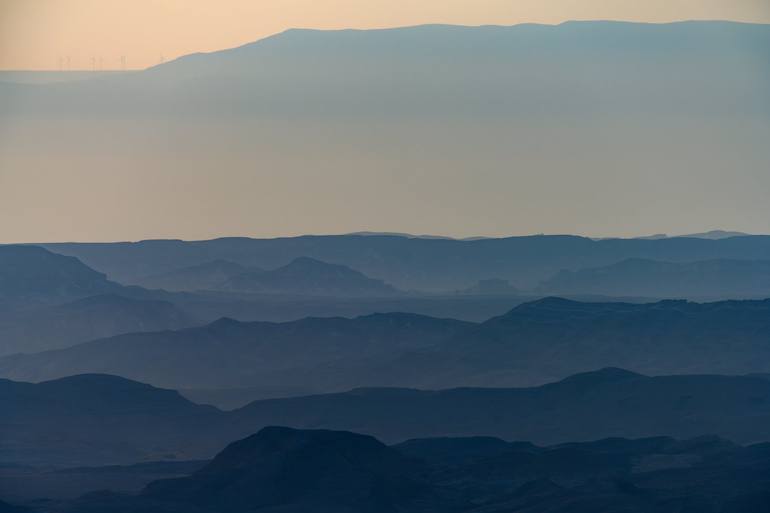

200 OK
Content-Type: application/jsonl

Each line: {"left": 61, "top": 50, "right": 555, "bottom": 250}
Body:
{"left": 1, "top": 3, "right": 769, "bottom": 243}
{"left": 1, "top": 0, "right": 770, "bottom": 70}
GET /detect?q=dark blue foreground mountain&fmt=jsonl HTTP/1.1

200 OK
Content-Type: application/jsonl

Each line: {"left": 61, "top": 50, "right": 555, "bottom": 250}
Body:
{"left": 64, "top": 427, "right": 438, "bottom": 513}
{"left": 58, "top": 427, "right": 770, "bottom": 513}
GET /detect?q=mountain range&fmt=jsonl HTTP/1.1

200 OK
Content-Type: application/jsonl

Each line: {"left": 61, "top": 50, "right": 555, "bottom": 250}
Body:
{"left": 17, "top": 233, "right": 770, "bottom": 299}
{"left": 2, "top": 246, "right": 470, "bottom": 356}
{"left": 8, "top": 425, "right": 770, "bottom": 512}
{"left": 135, "top": 257, "right": 399, "bottom": 296}
{"left": 40, "top": 234, "right": 770, "bottom": 292}
{"left": 7, "top": 22, "right": 767, "bottom": 120}
{"left": 3, "top": 18, "right": 770, "bottom": 513}
{"left": 0, "top": 246, "right": 121, "bottom": 306}
{"left": 4, "top": 369, "right": 770, "bottom": 467}
{"left": 0, "top": 246, "right": 205, "bottom": 355}
{"left": 6, "top": 296, "right": 770, "bottom": 397}
{"left": 0, "top": 294, "right": 195, "bottom": 356}
{"left": 0, "top": 312, "right": 471, "bottom": 393}
{"left": 0, "top": 374, "right": 221, "bottom": 466}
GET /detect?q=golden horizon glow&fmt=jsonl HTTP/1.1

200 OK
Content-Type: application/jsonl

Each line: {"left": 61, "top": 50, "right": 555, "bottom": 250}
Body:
{"left": 1, "top": 0, "right": 769, "bottom": 70}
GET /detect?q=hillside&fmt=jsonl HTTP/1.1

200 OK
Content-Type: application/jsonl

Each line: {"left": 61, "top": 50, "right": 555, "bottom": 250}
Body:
{"left": 0, "top": 313, "right": 471, "bottom": 393}
{"left": 389, "top": 296, "right": 770, "bottom": 388}
{"left": 220, "top": 257, "right": 400, "bottom": 296}
{"left": 6, "top": 297, "right": 770, "bottom": 394}
{"left": 0, "top": 245, "right": 121, "bottom": 304}
{"left": 52, "top": 427, "right": 770, "bottom": 513}
{"left": 5, "top": 370, "right": 770, "bottom": 467}
{"left": 42, "top": 234, "right": 770, "bottom": 291}
{"left": 135, "top": 260, "right": 252, "bottom": 291}
{"left": 0, "top": 374, "right": 221, "bottom": 466}
{"left": 230, "top": 369, "right": 770, "bottom": 445}
{"left": 0, "top": 294, "right": 197, "bottom": 356}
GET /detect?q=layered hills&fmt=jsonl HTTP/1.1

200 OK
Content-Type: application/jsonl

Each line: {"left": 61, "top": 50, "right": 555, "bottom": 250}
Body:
{"left": 4, "top": 369, "right": 770, "bottom": 466}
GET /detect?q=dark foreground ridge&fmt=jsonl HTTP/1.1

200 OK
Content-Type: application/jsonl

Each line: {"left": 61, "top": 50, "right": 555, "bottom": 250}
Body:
{"left": 43, "top": 426, "right": 770, "bottom": 513}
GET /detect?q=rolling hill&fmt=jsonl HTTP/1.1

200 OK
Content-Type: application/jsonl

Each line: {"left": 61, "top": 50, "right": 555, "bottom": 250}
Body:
{"left": 0, "top": 294, "right": 197, "bottom": 356}
{"left": 0, "top": 245, "right": 121, "bottom": 305}
{"left": 5, "top": 297, "right": 770, "bottom": 396}
{"left": 5, "top": 369, "right": 770, "bottom": 467}
{"left": 30, "top": 426, "right": 770, "bottom": 513}
{"left": 0, "top": 374, "right": 221, "bottom": 466}
{"left": 0, "top": 312, "right": 471, "bottom": 393}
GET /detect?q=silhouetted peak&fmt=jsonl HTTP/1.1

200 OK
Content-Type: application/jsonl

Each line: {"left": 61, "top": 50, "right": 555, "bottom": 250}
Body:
{"left": 34, "top": 374, "right": 202, "bottom": 412}
{"left": 180, "top": 426, "right": 423, "bottom": 494}
{"left": 524, "top": 296, "right": 580, "bottom": 308}
{"left": 558, "top": 367, "right": 643, "bottom": 385}
{"left": 0, "top": 244, "right": 118, "bottom": 299}
{"left": 205, "top": 426, "right": 388, "bottom": 471}
{"left": 40, "top": 373, "right": 153, "bottom": 389}
{"left": 138, "top": 426, "right": 433, "bottom": 511}
{"left": 497, "top": 296, "right": 585, "bottom": 318}
{"left": 678, "top": 230, "right": 751, "bottom": 240}
{"left": 1, "top": 245, "right": 41, "bottom": 255}
{"left": 289, "top": 256, "right": 324, "bottom": 264}
{"left": 218, "top": 254, "right": 398, "bottom": 296}
{"left": 355, "top": 311, "right": 465, "bottom": 325}
{"left": 207, "top": 316, "right": 245, "bottom": 329}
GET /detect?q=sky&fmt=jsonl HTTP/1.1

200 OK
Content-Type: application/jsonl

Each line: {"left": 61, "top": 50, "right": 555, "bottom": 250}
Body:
{"left": 0, "top": 2, "right": 769, "bottom": 243}
{"left": 1, "top": 0, "right": 769, "bottom": 70}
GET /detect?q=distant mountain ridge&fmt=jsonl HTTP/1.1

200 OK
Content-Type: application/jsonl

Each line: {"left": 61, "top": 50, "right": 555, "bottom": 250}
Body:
{"left": 668, "top": 230, "right": 750, "bottom": 240}
{"left": 0, "top": 294, "right": 196, "bottom": 356}
{"left": 136, "top": 259, "right": 253, "bottom": 291}
{"left": 6, "top": 297, "right": 770, "bottom": 395}
{"left": 0, "top": 245, "right": 121, "bottom": 304}
{"left": 41, "top": 233, "right": 770, "bottom": 291}
{"left": 417, "top": 296, "right": 770, "bottom": 386}
{"left": 630, "top": 230, "right": 751, "bottom": 240}
{"left": 219, "top": 257, "right": 400, "bottom": 296}
{"left": 7, "top": 21, "right": 768, "bottom": 119}
{"left": 0, "top": 311, "right": 471, "bottom": 392}
{"left": 0, "top": 246, "right": 207, "bottom": 356}
{"left": 136, "top": 256, "right": 398, "bottom": 296}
